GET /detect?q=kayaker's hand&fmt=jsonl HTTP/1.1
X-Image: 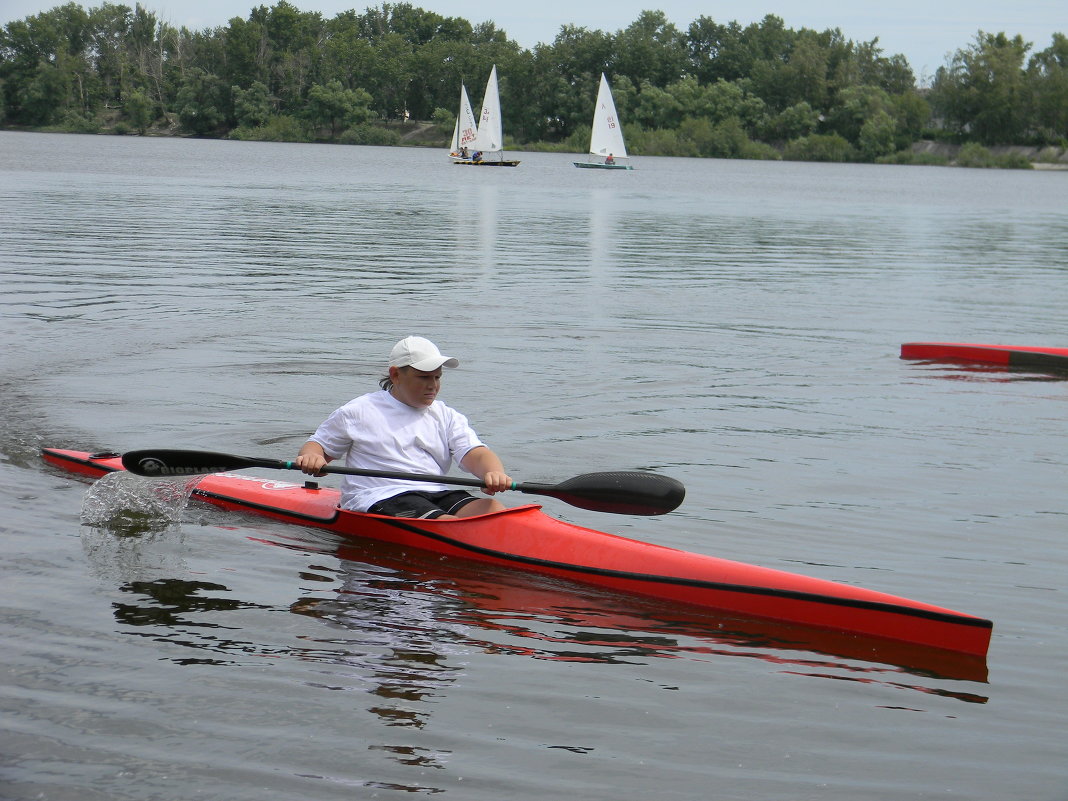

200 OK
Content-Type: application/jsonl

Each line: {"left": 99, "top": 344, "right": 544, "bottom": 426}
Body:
{"left": 296, "top": 452, "right": 328, "bottom": 476}
{"left": 481, "top": 470, "right": 513, "bottom": 495}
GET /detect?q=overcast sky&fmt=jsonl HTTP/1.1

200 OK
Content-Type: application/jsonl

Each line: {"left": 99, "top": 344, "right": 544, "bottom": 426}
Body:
{"left": 3, "top": 0, "right": 1066, "bottom": 82}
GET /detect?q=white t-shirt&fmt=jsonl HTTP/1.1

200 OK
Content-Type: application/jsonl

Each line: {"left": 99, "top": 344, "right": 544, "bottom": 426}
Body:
{"left": 310, "top": 389, "right": 486, "bottom": 512}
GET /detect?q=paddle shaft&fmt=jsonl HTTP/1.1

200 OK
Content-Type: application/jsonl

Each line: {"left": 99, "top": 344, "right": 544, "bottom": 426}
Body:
{"left": 126, "top": 452, "right": 534, "bottom": 491}
{"left": 294, "top": 460, "right": 511, "bottom": 491}
{"left": 120, "top": 450, "right": 685, "bottom": 515}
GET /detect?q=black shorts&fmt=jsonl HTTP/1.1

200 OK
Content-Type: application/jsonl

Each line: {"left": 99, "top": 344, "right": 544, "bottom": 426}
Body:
{"left": 367, "top": 490, "right": 479, "bottom": 519}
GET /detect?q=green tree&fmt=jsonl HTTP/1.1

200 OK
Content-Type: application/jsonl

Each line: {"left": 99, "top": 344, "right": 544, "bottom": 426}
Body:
{"left": 175, "top": 67, "right": 228, "bottom": 134}
{"left": 680, "top": 115, "right": 742, "bottom": 157}
{"left": 763, "top": 100, "right": 820, "bottom": 141}
{"left": 614, "top": 11, "right": 688, "bottom": 89}
{"left": 136, "top": 17, "right": 180, "bottom": 108}
{"left": 1027, "top": 33, "right": 1068, "bottom": 142}
{"left": 632, "top": 79, "right": 683, "bottom": 128}
{"left": 665, "top": 73, "right": 711, "bottom": 118}
{"left": 126, "top": 3, "right": 157, "bottom": 78}
{"left": 830, "top": 37, "right": 914, "bottom": 97}
{"left": 703, "top": 78, "right": 767, "bottom": 131}
{"left": 232, "top": 80, "right": 271, "bottom": 127}
{"left": 368, "top": 3, "right": 460, "bottom": 45}
{"left": 858, "top": 109, "right": 897, "bottom": 159}
{"left": 534, "top": 25, "right": 614, "bottom": 141}
{"left": 223, "top": 14, "right": 269, "bottom": 89}
{"left": 23, "top": 59, "right": 70, "bottom": 125}
{"left": 931, "top": 31, "right": 1032, "bottom": 144}
{"left": 874, "top": 53, "right": 915, "bottom": 96}
{"left": 771, "top": 30, "right": 830, "bottom": 111}
{"left": 320, "top": 12, "right": 378, "bottom": 95}
{"left": 889, "top": 91, "right": 929, "bottom": 146}
{"left": 687, "top": 17, "right": 751, "bottom": 84}
{"left": 0, "top": 4, "right": 92, "bottom": 123}
{"left": 305, "top": 79, "right": 373, "bottom": 137}
{"left": 88, "top": 3, "right": 135, "bottom": 107}
{"left": 124, "top": 85, "right": 153, "bottom": 132}
{"left": 364, "top": 31, "right": 413, "bottom": 118}
{"left": 257, "top": 1, "right": 325, "bottom": 111}
{"left": 430, "top": 106, "right": 452, "bottom": 134}
{"left": 826, "top": 84, "right": 894, "bottom": 144}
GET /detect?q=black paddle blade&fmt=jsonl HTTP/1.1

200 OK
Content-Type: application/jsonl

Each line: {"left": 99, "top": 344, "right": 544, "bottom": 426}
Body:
{"left": 121, "top": 449, "right": 281, "bottom": 477}
{"left": 520, "top": 471, "right": 685, "bottom": 515}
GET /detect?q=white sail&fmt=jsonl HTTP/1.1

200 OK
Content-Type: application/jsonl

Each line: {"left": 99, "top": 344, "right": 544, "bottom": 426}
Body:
{"left": 472, "top": 65, "right": 504, "bottom": 154}
{"left": 588, "top": 72, "right": 628, "bottom": 159}
{"left": 451, "top": 83, "right": 479, "bottom": 156}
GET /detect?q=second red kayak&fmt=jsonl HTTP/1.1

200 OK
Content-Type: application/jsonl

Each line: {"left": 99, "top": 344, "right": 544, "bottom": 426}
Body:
{"left": 901, "top": 342, "right": 1068, "bottom": 370}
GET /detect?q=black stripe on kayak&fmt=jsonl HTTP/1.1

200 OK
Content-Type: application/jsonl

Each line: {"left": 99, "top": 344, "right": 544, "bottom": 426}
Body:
{"left": 192, "top": 487, "right": 340, "bottom": 524}
{"left": 194, "top": 487, "right": 992, "bottom": 632}
{"left": 1007, "top": 350, "right": 1068, "bottom": 370}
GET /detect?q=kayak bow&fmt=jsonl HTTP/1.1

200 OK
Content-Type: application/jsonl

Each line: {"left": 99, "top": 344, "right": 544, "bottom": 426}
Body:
{"left": 42, "top": 448, "right": 993, "bottom": 658}
{"left": 901, "top": 342, "right": 1068, "bottom": 371}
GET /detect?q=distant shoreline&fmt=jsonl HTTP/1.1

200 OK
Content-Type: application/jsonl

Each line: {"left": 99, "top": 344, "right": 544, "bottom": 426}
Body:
{"left": 4, "top": 124, "right": 1066, "bottom": 169}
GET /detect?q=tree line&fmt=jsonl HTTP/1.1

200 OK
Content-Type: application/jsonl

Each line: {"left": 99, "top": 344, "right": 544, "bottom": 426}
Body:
{"left": 1, "top": 1, "right": 1066, "bottom": 163}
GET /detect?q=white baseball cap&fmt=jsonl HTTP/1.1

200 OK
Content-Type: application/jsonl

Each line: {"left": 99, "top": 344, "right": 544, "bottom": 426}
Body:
{"left": 388, "top": 336, "right": 460, "bottom": 371}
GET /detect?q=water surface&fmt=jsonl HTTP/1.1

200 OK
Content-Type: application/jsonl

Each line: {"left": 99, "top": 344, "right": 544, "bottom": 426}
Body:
{"left": 2, "top": 131, "right": 1067, "bottom": 800}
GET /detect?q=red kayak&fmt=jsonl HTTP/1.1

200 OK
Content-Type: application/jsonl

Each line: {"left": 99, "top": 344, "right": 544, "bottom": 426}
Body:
{"left": 42, "top": 448, "right": 993, "bottom": 658}
{"left": 901, "top": 342, "right": 1068, "bottom": 370}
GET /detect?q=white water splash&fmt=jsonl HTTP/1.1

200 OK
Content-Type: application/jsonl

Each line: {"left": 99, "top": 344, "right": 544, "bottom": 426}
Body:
{"left": 80, "top": 471, "right": 202, "bottom": 534}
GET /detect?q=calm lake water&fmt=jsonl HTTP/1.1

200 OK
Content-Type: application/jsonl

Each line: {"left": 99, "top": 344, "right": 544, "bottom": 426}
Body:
{"left": 2, "top": 131, "right": 1067, "bottom": 800}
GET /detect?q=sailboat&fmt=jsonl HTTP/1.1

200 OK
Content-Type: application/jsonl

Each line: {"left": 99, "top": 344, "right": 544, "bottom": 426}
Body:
{"left": 574, "top": 73, "right": 634, "bottom": 170}
{"left": 448, "top": 83, "right": 479, "bottom": 162}
{"left": 455, "top": 65, "right": 520, "bottom": 167}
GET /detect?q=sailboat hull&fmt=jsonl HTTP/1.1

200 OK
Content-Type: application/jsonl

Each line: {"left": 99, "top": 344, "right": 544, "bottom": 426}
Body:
{"left": 574, "top": 161, "right": 633, "bottom": 170}
{"left": 454, "top": 160, "right": 520, "bottom": 167}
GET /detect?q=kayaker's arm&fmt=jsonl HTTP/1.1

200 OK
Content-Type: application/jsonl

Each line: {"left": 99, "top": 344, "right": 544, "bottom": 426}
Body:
{"left": 296, "top": 441, "right": 331, "bottom": 476}
{"left": 460, "top": 446, "right": 513, "bottom": 495}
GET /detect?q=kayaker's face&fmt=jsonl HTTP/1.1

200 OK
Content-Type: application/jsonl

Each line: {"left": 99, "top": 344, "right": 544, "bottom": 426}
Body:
{"left": 390, "top": 366, "right": 441, "bottom": 408}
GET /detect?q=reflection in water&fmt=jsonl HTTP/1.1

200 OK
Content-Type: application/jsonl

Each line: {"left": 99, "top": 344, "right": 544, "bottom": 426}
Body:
{"left": 115, "top": 578, "right": 267, "bottom": 625}
{"left": 97, "top": 518, "right": 990, "bottom": 710}
{"left": 274, "top": 534, "right": 989, "bottom": 701}
{"left": 289, "top": 562, "right": 468, "bottom": 731}
{"left": 79, "top": 472, "right": 992, "bottom": 724}
{"left": 904, "top": 361, "right": 1068, "bottom": 383}
{"left": 112, "top": 578, "right": 272, "bottom": 666}
{"left": 432, "top": 582, "right": 989, "bottom": 702}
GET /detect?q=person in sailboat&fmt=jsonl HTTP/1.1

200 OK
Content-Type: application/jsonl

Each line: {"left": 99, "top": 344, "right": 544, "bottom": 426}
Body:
{"left": 472, "top": 150, "right": 482, "bottom": 162}
{"left": 460, "top": 146, "right": 469, "bottom": 160}
{"left": 605, "top": 153, "right": 615, "bottom": 165}
{"left": 295, "top": 336, "right": 513, "bottom": 520}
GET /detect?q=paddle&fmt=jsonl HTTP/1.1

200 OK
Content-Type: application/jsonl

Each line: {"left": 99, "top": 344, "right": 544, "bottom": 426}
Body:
{"left": 120, "top": 449, "right": 685, "bottom": 516}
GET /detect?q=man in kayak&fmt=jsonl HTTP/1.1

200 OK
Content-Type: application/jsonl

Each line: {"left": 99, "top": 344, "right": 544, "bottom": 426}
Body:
{"left": 295, "top": 336, "right": 512, "bottom": 519}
